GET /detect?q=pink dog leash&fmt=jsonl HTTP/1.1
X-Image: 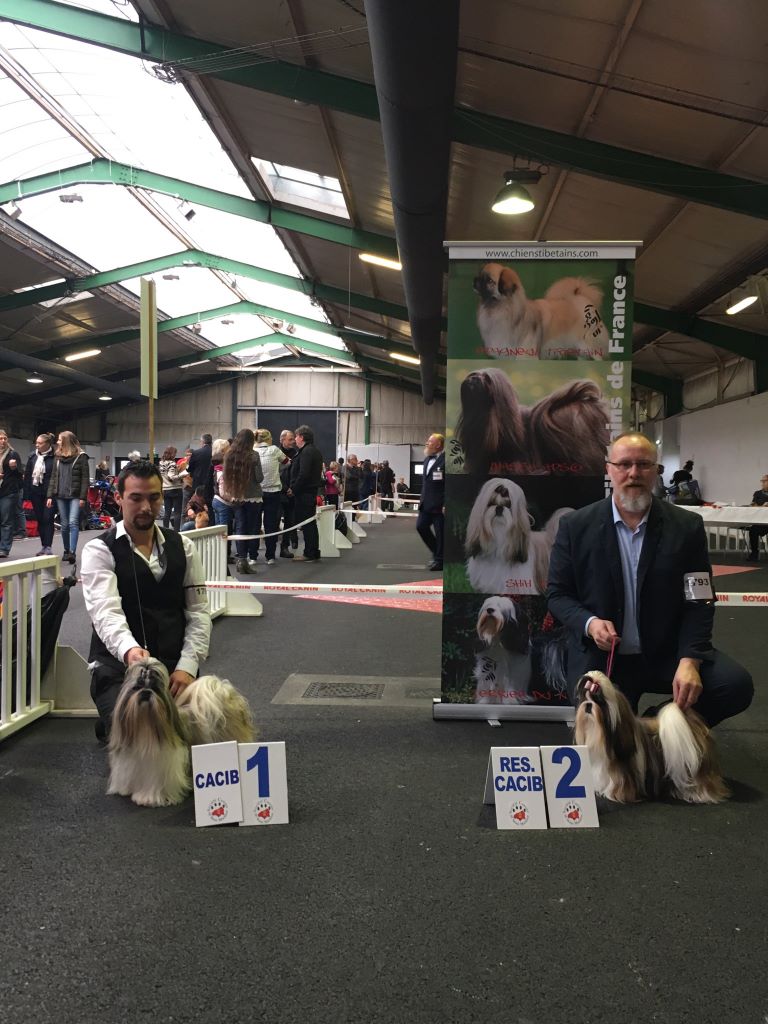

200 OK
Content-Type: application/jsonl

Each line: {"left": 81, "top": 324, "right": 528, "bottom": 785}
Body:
{"left": 606, "top": 635, "right": 618, "bottom": 677}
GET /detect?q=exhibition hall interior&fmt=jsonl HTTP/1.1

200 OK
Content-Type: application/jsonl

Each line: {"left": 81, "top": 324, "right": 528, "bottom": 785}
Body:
{"left": 1, "top": 2, "right": 767, "bottom": 1022}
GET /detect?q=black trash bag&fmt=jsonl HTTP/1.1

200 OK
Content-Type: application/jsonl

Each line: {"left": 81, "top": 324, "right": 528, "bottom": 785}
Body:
{"left": 0, "top": 571, "right": 75, "bottom": 711}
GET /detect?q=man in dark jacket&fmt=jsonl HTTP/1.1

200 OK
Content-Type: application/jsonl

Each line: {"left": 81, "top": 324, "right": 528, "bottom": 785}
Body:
{"left": 279, "top": 429, "right": 299, "bottom": 558}
{"left": 417, "top": 433, "right": 445, "bottom": 571}
{"left": 24, "top": 433, "right": 56, "bottom": 555}
{"left": 547, "top": 432, "right": 753, "bottom": 727}
{"left": 0, "top": 428, "right": 23, "bottom": 559}
{"left": 288, "top": 424, "right": 323, "bottom": 561}
{"left": 378, "top": 460, "right": 396, "bottom": 512}
{"left": 188, "top": 433, "right": 213, "bottom": 507}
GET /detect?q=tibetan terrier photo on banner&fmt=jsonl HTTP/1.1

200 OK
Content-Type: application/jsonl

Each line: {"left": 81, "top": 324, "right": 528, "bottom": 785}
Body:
{"left": 108, "top": 658, "right": 256, "bottom": 807}
{"left": 455, "top": 368, "right": 609, "bottom": 476}
{"left": 473, "top": 262, "right": 610, "bottom": 359}
{"left": 473, "top": 596, "right": 532, "bottom": 704}
{"left": 574, "top": 671, "right": 728, "bottom": 804}
{"left": 464, "top": 478, "right": 573, "bottom": 596}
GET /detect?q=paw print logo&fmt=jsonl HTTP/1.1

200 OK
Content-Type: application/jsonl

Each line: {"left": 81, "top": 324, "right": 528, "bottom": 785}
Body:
{"left": 255, "top": 800, "right": 274, "bottom": 824}
{"left": 208, "top": 798, "right": 228, "bottom": 821}
{"left": 564, "top": 802, "right": 582, "bottom": 825}
{"left": 510, "top": 802, "right": 529, "bottom": 825}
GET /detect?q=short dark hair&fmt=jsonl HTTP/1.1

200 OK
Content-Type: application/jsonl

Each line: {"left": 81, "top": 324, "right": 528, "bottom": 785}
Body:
{"left": 295, "top": 424, "right": 313, "bottom": 444}
{"left": 201, "top": 433, "right": 213, "bottom": 446}
{"left": 117, "top": 460, "right": 163, "bottom": 495}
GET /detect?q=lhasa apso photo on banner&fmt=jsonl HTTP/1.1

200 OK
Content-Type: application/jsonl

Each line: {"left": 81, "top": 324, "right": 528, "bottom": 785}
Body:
{"left": 450, "top": 367, "right": 610, "bottom": 477}
{"left": 473, "top": 262, "right": 610, "bottom": 359}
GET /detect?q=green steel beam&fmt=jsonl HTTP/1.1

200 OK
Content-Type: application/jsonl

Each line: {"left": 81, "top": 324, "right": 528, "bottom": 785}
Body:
{"left": 3, "top": 0, "right": 768, "bottom": 218}
{"left": 0, "top": 159, "right": 398, "bottom": 259}
{"left": 634, "top": 303, "right": 768, "bottom": 362}
{"left": 0, "top": 249, "right": 411, "bottom": 321}
{"left": 632, "top": 370, "right": 683, "bottom": 416}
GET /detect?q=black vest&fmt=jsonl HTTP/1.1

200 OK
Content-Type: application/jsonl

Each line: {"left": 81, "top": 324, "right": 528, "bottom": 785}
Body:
{"left": 88, "top": 526, "right": 187, "bottom": 673}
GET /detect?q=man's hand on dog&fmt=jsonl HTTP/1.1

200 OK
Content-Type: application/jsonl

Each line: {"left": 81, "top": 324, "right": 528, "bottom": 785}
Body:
{"left": 588, "top": 618, "right": 620, "bottom": 651}
{"left": 125, "top": 646, "right": 151, "bottom": 664}
{"left": 169, "top": 670, "right": 194, "bottom": 697}
{"left": 673, "top": 659, "right": 703, "bottom": 710}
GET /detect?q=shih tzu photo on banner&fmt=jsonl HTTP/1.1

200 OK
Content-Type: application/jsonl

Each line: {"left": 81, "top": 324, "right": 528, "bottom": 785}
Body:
{"left": 574, "top": 671, "right": 728, "bottom": 804}
{"left": 108, "top": 658, "right": 256, "bottom": 807}
{"left": 473, "top": 262, "right": 610, "bottom": 359}
{"left": 473, "top": 596, "right": 531, "bottom": 704}
{"left": 464, "top": 478, "right": 573, "bottom": 595}
{"left": 455, "top": 368, "right": 609, "bottom": 476}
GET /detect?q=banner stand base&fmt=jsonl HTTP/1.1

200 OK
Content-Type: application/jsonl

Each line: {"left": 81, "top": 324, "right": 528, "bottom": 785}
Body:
{"left": 432, "top": 699, "right": 575, "bottom": 725}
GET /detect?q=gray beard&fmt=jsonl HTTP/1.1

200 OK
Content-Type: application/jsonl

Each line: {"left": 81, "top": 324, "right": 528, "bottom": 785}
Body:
{"left": 617, "top": 489, "right": 652, "bottom": 514}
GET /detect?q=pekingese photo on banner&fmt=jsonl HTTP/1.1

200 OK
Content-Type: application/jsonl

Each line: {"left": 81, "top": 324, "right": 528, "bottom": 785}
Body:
{"left": 445, "top": 361, "right": 615, "bottom": 477}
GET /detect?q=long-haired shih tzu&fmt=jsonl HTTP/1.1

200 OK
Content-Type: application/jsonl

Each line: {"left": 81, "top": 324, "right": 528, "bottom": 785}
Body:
{"left": 574, "top": 671, "right": 728, "bottom": 804}
{"left": 473, "top": 596, "right": 531, "bottom": 704}
{"left": 108, "top": 658, "right": 256, "bottom": 807}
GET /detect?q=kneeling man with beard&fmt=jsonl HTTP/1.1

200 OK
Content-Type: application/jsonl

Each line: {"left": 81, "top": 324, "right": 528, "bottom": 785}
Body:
{"left": 546, "top": 432, "right": 753, "bottom": 727}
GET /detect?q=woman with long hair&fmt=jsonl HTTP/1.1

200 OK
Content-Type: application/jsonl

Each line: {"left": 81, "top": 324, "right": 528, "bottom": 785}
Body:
{"left": 222, "top": 429, "right": 263, "bottom": 574}
{"left": 46, "top": 430, "right": 89, "bottom": 564}
{"left": 158, "top": 444, "right": 184, "bottom": 531}
{"left": 211, "top": 438, "right": 234, "bottom": 561}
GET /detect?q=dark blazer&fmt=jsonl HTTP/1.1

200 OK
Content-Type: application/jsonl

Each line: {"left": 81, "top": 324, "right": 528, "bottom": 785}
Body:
{"left": 547, "top": 496, "right": 715, "bottom": 686}
{"left": 23, "top": 448, "right": 55, "bottom": 498}
{"left": 188, "top": 443, "right": 212, "bottom": 493}
{"left": 419, "top": 451, "right": 445, "bottom": 514}
{"left": 290, "top": 443, "right": 323, "bottom": 496}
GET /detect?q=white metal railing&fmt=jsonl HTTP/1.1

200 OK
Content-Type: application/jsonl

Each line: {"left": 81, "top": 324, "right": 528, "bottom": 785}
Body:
{"left": 0, "top": 555, "right": 58, "bottom": 742}
{"left": 185, "top": 524, "right": 228, "bottom": 618}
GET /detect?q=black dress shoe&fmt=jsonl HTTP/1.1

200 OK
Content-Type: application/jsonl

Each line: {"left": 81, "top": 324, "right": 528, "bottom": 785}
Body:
{"left": 280, "top": 548, "right": 294, "bottom": 559}
{"left": 746, "top": 553, "right": 759, "bottom": 562}
{"left": 429, "top": 562, "right": 443, "bottom": 571}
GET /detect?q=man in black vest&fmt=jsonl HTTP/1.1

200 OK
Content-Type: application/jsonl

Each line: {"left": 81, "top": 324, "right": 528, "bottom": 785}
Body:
{"left": 81, "top": 461, "right": 211, "bottom": 740}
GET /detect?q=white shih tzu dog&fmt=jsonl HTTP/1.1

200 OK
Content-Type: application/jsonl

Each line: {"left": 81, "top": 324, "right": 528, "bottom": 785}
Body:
{"left": 473, "top": 262, "right": 610, "bottom": 359}
{"left": 108, "top": 658, "right": 256, "bottom": 807}
{"left": 473, "top": 596, "right": 531, "bottom": 704}
{"left": 464, "top": 479, "right": 570, "bottom": 596}
{"left": 574, "top": 671, "right": 728, "bottom": 804}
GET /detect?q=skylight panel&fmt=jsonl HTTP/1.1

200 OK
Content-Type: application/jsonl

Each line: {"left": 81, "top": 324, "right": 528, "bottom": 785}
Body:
{"left": 251, "top": 157, "right": 350, "bottom": 220}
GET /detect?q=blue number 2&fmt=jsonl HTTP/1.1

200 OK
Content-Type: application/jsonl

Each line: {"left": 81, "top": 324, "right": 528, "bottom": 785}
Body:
{"left": 246, "top": 746, "right": 270, "bottom": 798}
{"left": 552, "top": 747, "right": 586, "bottom": 799}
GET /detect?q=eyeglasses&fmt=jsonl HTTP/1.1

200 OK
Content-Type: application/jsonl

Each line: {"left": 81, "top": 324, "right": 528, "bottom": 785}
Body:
{"left": 607, "top": 460, "right": 657, "bottom": 472}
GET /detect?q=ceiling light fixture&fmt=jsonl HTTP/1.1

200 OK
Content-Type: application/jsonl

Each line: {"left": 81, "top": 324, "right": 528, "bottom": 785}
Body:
{"left": 26, "top": 374, "right": 44, "bottom": 384}
{"left": 98, "top": 392, "right": 112, "bottom": 401}
{"left": 180, "top": 359, "right": 208, "bottom": 368}
{"left": 8, "top": 201, "right": 22, "bottom": 221}
{"left": 64, "top": 348, "right": 101, "bottom": 362}
{"left": 178, "top": 200, "right": 196, "bottom": 221}
{"left": 491, "top": 166, "right": 545, "bottom": 215}
{"left": 221, "top": 318, "right": 234, "bottom": 325}
{"left": 190, "top": 323, "right": 202, "bottom": 334}
{"left": 726, "top": 278, "right": 762, "bottom": 315}
{"left": 359, "top": 252, "right": 402, "bottom": 271}
{"left": 162, "top": 273, "right": 180, "bottom": 281}
{"left": 390, "top": 351, "right": 420, "bottom": 366}
{"left": 59, "top": 193, "right": 83, "bottom": 204}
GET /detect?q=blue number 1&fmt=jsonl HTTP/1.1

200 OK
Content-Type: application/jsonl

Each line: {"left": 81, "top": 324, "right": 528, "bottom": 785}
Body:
{"left": 246, "top": 746, "right": 270, "bottom": 797}
{"left": 552, "top": 747, "right": 586, "bottom": 799}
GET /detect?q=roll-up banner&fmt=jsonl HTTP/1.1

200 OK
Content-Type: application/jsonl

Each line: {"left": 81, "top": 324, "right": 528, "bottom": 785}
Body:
{"left": 437, "top": 241, "right": 640, "bottom": 720}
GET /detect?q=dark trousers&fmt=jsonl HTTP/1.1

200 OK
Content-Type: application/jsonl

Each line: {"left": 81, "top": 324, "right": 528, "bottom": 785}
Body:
{"left": 234, "top": 501, "right": 260, "bottom": 559}
{"left": 162, "top": 488, "right": 183, "bottom": 532}
{"left": 30, "top": 492, "right": 55, "bottom": 548}
{"left": 294, "top": 493, "right": 320, "bottom": 559}
{"left": 280, "top": 494, "right": 298, "bottom": 550}
{"left": 255, "top": 491, "right": 281, "bottom": 559}
{"left": 417, "top": 509, "right": 444, "bottom": 564}
{"left": 608, "top": 650, "right": 754, "bottom": 728}
{"left": 748, "top": 525, "right": 768, "bottom": 556}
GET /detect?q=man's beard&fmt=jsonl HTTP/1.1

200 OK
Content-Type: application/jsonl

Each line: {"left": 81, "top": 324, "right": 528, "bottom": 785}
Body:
{"left": 616, "top": 487, "right": 652, "bottom": 514}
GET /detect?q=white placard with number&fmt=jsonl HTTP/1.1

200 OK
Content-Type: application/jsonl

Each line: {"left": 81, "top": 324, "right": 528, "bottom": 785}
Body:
{"left": 484, "top": 747, "right": 548, "bottom": 830}
{"left": 540, "top": 745, "right": 599, "bottom": 828}
{"left": 191, "top": 741, "right": 244, "bottom": 828}
{"left": 238, "top": 742, "right": 289, "bottom": 826}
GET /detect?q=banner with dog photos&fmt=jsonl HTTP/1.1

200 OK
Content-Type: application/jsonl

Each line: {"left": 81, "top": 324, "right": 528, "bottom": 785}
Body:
{"left": 441, "top": 242, "right": 638, "bottom": 714}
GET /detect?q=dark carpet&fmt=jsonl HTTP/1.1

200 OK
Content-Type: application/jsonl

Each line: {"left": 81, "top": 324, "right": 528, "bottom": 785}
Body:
{"left": 1, "top": 523, "right": 766, "bottom": 1024}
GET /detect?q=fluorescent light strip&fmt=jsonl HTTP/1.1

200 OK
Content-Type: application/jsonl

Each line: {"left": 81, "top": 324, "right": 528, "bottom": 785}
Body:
{"left": 390, "top": 351, "right": 420, "bottom": 366}
{"left": 64, "top": 348, "right": 102, "bottom": 362}
{"left": 359, "top": 252, "right": 402, "bottom": 271}
{"left": 726, "top": 295, "right": 758, "bottom": 315}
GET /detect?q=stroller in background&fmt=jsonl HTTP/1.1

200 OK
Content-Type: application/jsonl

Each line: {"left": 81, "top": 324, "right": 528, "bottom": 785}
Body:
{"left": 84, "top": 481, "right": 118, "bottom": 530}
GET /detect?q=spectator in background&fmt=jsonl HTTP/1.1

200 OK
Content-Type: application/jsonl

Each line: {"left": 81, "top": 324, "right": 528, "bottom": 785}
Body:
{"left": 188, "top": 433, "right": 213, "bottom": 507}
{"left": 360, "top": 459, "right": 376, "bottom": 512}
{"left": 417, "top": 433, "right": 445, "bottom": 572}
{"left": 652, "top": 463, "right": 666, "bottom": 499}
{"left": 24, "top": 432, "right": 56, "bottom": 555}
{"left": 159, "top": 445, "right": 184, "bottom": 531}
{"left": 181, "top": 472, "right": 193, "bottom": 512}
{"left": 324, "top": 461, "right": 342, "bottom": 508}
{"left": 181, "top": 486, "right": 209, "bottom": 532}
{"left": 0, "top": 428, "right": 23, "bottom": 559}
{"left": 289, "top": 424, "right": 323, "bottom": 562}
{"left": 279, "top": 429, "right": 299, "bottom": 559}
{"left": 396, "top": 476, "right": 409, "bottom": 496}
{"left": 343, "top": 453, "right": 362, "bottom": 515}
{"left": 222, "top": 428, "right": 263, "bottom": 575}
{"left": 211, "top": 439, "right": 235, "bottom": 563}
{"left": 95, "top": 458, "right": 110, "bottom": 482}
{"left": 378, "top": 460, "right": 395, "bottom": 512}
{"left": 254, "top": 428, "right": 288, "bottom": 566}
{"left": 670, "top": 460, "right": 694, "bottom": 488}
{"left": 747, "top": 473, "right": 768, "bottom": 562}
{"left": 126, "top": 450, "right": 142, "bottom": 465}
{"left": 47, "top": 430, "right": 89, "bottom": 565}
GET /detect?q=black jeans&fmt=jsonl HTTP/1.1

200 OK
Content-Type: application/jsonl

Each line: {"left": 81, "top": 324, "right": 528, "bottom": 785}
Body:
{"left": 30, "top": 492, "right": 55, "bottom": 548}
{"left": 294, "top": 493, "right": 320, "bottom": 559}
{"left": 162, "top": 488, "right": 183, "bottom": 531}
{"left": 416, "top": 509, "right": 444, "bottom": 564}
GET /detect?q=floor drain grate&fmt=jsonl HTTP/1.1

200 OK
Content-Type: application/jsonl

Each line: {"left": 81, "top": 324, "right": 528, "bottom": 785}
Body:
{"left": 302, "top": 681, "right": 385, "bottom": 700}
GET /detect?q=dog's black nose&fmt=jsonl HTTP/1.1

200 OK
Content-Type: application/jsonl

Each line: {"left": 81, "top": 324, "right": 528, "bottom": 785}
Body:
{"left": 584, "top": 704, "right": 592, "bottom": 715}
{"left": 494, "top": 505, "right": 504, "bottom": 516}
{"left": 138, "top": 689, "right": 153, "bottom": 703}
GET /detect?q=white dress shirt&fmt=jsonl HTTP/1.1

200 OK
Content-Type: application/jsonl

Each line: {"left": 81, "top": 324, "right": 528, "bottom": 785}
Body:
{"left": 80, "top": 522, "right": 210, "bottom": 676}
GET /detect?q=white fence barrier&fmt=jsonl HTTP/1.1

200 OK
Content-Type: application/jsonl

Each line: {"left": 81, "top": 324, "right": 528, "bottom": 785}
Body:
{"left": 186, "top": 525, "right": 263, "bottom": 617}
{"left": 0, "top": 555, "right": 58, "bottom": 741}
